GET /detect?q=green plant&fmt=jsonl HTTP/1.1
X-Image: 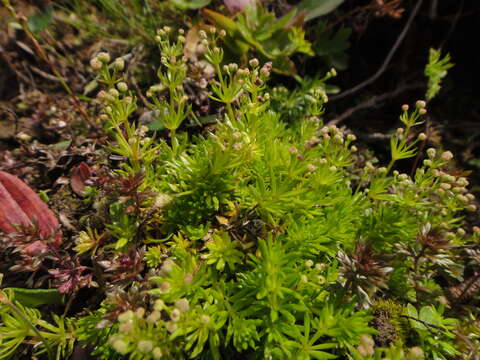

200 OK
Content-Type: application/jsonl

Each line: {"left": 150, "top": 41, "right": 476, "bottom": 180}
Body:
{"left": 405, "top": 304, "right": 459, "bottom": 359}
{"left": 425, "top": 49, "right": 454, "bottom": 102}
{"left": 2, "top": 15, "right": 478, "bottom": 359}
{"left": 0, "top": 288, "right": 75, "bottom": 360}
{"left": 203, "top": 3, "right": 314, "bottom": 74}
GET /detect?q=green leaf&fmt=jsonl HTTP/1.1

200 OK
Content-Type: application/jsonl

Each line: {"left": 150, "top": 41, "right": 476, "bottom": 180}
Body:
{"left": 170, "top": 0, "right": 211, "bottom": 10}
{"left": 7, "top": 288, "right": 64, "bottom": 308}
{"left": 202, "top": 8, "right": 239, "bottom": 33}
{"left": 27, "top": 5, "right": 54, "bottom": 33}
{"left": 297, "top": 0, "right": 344, "bottom": 22}
{"left": 406, "top": 303, "right": 418, "bottom": 319}
{"left": 419, "top": 306, "right": 438, "bottom": 326}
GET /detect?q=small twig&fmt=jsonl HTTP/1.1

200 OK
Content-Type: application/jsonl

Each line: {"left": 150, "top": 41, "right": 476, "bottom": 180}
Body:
{"left": 400, "top": 314, "right": 446, "bottom": 332}
{"left": 30, "top": 65, "right": 62, "bottom": 82}
{"left": 330, "top": 0, "right": 424, "bottom": 102}
{"left": 328, "top": 82, "right": 423, "bottom": 125}
{"left": 439, "top": 0, "right": 464, "bottom": 49}
{"left": 1, "top": 0, "right": 95, "bottom": 129}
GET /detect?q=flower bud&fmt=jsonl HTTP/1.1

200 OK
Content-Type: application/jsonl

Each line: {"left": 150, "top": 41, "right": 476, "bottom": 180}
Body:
{"left": 135, "top": 307, "right": 145, "bottom": 318}
{"left": 147, "top": 310, "right": 161, "bottom": 324}
{"left": 416, "top": 100, "right": 426, "bottom": 109}
{"left": 175, "top": 299, "right": 190, "bottom": 313}
{"left": 108, "top": 88, "right": 119, "bottom": 98}
{"left": 114, "top": 57, "right": 125, "bottom": 71}
{"left": 112, "top": 339, "right": 128, "bottom": 354}
{"left": 441, "top": 151, "right": 453, "bottom": 161}
{"left": 137, "top": 340, "right": 153, "bottom": 353}
{"left": 467, "top": 204, "right": 477, "bottom": 212}
{"left": 153, "top": 347, "right": 163, "bottom": 359}
{"left": 249, "top": 58, "right": 259, "bottom": 68}
{"left": 90, "top": 57, "right": 102, "bottom": 70}
{"left": 166, "top": 321, "right": 177, "bottom": 333}
{"left": 170, "top": 308, "right": 181, "bottom": 322}
{"left": 117, "top": 82, "right": 128, "bottom": 92}
{"left": 259, "top": 67, "right": 270, "bottom": 78}
{"left": 97, "top": 52, "right": 110, "bottom": 63}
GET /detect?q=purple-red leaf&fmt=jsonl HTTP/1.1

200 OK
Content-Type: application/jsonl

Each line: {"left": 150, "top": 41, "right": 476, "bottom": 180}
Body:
{"left": 70, "top": 162, "right": 92, "bottom": 197}
{"left": 0, "top": 170, "right": 62, "bottom": 245}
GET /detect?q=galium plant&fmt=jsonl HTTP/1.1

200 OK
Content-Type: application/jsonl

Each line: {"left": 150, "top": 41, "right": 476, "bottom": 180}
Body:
{"left": 1, "top": 32, "right": 478, "bottom": 360}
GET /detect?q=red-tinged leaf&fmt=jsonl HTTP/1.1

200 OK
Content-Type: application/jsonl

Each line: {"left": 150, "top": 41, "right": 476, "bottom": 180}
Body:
{"left": 23, "top": 240, "right": 50, "bottom": 256}
{"left": 70, "top": 162, "right": 92, "bottom": 197}
{"left": 0, "top": 182, "right": 32, "bottom": 233}
{"left": 0, "top": 171, "right": 62, "bottom": 244}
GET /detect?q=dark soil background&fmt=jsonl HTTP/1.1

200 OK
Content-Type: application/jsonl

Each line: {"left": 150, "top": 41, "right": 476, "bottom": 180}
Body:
{"left": 324, "top": 0, "right": 480, "bottom": 190}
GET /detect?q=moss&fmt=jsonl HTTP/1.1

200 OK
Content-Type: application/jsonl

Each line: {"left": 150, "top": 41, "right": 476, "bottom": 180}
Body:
{"left": 372, "top": 299, "right": 406, "bottom": 347}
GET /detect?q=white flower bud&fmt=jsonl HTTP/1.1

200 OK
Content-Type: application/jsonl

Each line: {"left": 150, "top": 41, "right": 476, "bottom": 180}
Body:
{"left": 117, "top": 82, "right": 128, "bottom": 92}
{"left": 114, "top": 58, "right": 125, "bottom": 71}
{"left": 441, "top": 151, "right": 453, "bottom": 161}
{"left": 249, "top": 58, "right": 259, "bottom": 68}
{"left": 90, "top": 57, "right": 102, "bottom": 70}
{"left": 97, "top": 52, "right": 111, "bottom": 63}
{"left": 137, "top": 340, "right": 153, "bottom": 353}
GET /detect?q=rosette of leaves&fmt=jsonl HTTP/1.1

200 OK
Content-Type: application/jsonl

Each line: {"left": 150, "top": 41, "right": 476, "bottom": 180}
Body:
{"left": 203, "top": 4, "right": 314, "bottom": 74}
